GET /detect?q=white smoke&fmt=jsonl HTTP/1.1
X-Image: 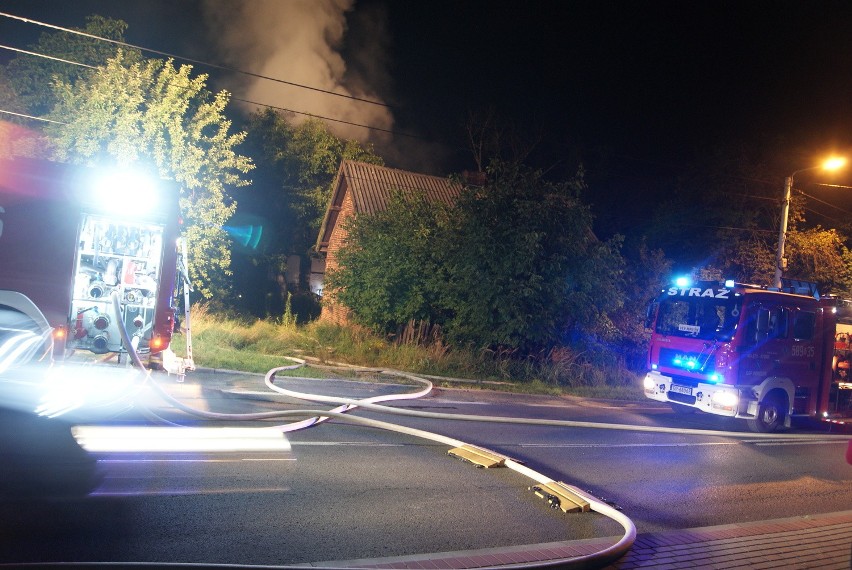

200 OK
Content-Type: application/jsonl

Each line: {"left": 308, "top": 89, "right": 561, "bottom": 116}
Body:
{"left": 201, "top": 0, "right": 394, "bottom": 145}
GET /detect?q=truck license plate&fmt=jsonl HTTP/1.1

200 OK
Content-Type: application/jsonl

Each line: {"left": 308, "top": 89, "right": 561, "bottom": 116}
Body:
{"left": 670, "top": 384, "right": 693, "bottom": 396}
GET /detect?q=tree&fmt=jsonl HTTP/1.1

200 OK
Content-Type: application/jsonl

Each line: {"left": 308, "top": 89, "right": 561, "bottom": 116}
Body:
{"left": 329, "top": 159, "right": 626, "bottom": 355}
{"left": 243, "top": 110, "right": 383, "bottom": 255}
{"left": 464, "top": 107, "right": 542, "bottom": 173}
{"left": 289, "top": 118, "right": 384, "bottom": 232}
{"left": 609, "top": 240, "right": 671, "bottom": 369}
{"left": 722, "top": 236, "right": 775, "bottom": 284}
{"left": 624, "top": 141, "right": 787, "bottom": 280}
{"left": 785, "top": 227, "right": 852, "bottom": 295}
{"left": 439, "top": 161, "right": 624, "bottom": 353}
{"left": 47, "top": 51, "right": 254, "bottom": 300}
{"left": 705, "top": 182, "right": 852, "bottom": 294}
{"left": 326, "top": 190, "right": 446, "bottom": 332}
{"left": 1, "top": 15, "right": 135, "bottom": 118}
{"left": 234, "top": 110, "right": 382, "bottom": 317}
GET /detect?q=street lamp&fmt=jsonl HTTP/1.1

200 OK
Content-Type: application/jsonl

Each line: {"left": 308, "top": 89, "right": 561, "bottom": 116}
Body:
{"left": 774, "top": 156, "right": 847, "bottom": 288}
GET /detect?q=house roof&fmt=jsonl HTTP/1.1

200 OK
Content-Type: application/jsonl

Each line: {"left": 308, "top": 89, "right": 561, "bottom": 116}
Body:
{"left": 316, "top": 160, "right": 461, "bottom": 253}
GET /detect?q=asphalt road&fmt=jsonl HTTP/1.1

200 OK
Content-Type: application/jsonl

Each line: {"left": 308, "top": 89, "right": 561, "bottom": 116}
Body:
{"left": 381, "top": 388, "right": 852, "bottom": 531}
{"left": 0, "top": 367, "right": 849, "bottom": 566}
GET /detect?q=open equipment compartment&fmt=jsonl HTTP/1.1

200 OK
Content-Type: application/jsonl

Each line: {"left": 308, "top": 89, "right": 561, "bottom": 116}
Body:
{"left": 68, "top": 213, "right": 165, "bottom": 356}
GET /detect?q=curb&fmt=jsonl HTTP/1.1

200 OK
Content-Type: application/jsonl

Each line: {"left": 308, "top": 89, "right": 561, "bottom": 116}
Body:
{"left": 300, "top": 510, "right": 852, "bottom": 569}
{"left": 190, "top": 366, "right": 655, "bottom": 410}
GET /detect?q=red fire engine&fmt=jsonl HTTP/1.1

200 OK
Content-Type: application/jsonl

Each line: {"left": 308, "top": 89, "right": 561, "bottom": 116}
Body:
{"left": 644, "top": 277, "right": 852, "bottom": 432}
{"left": 0, "top": 154, "right": 189, "bottom": 371}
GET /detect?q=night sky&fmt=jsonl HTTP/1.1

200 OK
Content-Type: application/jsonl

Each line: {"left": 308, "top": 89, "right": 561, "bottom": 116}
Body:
{"left": 3, "top": 1, "right": 852, "bottom": 236}
{"left": 385, "top": 2, "right": 852, "bottom": 168}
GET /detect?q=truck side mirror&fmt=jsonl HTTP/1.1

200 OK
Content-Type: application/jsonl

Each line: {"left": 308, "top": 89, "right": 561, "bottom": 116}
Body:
{"left": 755, "top": 308, "right": 770, "bottom": 342}
{"left": 644, "top": 301, "right": 657, "bottom": 330}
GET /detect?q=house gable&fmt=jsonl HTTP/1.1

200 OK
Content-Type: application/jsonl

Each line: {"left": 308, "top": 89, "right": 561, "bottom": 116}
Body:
{"left": 317, "top": 160, "right": 460, "bottom": 254}
{"left": 315, "top": 160, "right": 461, "bottom": 324}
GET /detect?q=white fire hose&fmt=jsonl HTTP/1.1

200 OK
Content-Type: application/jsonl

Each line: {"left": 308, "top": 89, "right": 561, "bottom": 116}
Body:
{"left": 111, "top": 294, "right": 634, "bottom": 568}
{"left": 110, "top": 294, "right": 849, "bottom": 568}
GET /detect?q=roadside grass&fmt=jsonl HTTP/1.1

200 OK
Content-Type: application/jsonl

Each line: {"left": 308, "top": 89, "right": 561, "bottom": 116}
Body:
{"left": 175, "top": 305, "right": 644, "bottom": 400}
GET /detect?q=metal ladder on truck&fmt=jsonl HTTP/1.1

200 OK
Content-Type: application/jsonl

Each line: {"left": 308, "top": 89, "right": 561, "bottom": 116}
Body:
{"left": 162, "top": 238, "right": 195, "bottom": 381}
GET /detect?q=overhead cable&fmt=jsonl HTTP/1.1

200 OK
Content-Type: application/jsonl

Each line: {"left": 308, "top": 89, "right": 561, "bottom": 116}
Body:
{"left": 0, "top": 10, "right": 391, "bottom": 109}
{"left": 816, "top": 183, "right": 852, "bottom": 190}
{"left": 0, "top": 43, "right": 95, "bottom": 69}
{"left": 231, "top": 97, "right": 419, "bottom": 139}
{"left": 0, "top": 108, "right": 66, "bottom": 124}
{"left": 0, "top": 43, "right": 419, "bottom": 138}
{"left": 796, "top": 189, "right": 852, "bottom": 216}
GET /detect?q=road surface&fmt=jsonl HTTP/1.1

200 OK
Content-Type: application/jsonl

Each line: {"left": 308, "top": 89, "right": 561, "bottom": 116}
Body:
{"left": 0, "top": 368, "right": 848, "bottom": 566}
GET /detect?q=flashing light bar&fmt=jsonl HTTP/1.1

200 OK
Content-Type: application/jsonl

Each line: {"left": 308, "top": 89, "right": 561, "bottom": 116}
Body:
{"left": 671, "top": 277, "right": 736, "bottom": 288}
{"left": 673, "top": 356, "right": 699, "bottom": 370}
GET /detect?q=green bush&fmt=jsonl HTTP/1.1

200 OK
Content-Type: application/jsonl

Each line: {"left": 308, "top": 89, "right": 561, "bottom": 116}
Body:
{"left": 327, "top": 160, "right": 626, "bottom": 356}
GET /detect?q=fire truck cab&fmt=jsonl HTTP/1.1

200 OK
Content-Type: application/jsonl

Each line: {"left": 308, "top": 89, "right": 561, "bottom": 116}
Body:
{"left": 644, "top": 277, "right": 852, "bottom": 432}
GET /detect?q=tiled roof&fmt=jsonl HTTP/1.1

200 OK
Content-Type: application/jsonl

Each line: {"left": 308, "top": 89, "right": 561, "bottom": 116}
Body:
{"left": 341, "top": 160, "right": 460, "bottom": 215}
{"left": 317, "top": 160, "right": 461, "bottom": 252}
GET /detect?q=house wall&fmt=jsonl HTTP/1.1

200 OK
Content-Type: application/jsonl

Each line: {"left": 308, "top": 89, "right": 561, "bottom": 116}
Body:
{"left": 319, "top": 188, "right": 356, "bottom": 325}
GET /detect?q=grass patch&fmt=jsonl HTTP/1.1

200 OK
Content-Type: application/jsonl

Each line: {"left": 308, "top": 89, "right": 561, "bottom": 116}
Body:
{"left": 174, "top": 305, "right": 645, "bottom": 399}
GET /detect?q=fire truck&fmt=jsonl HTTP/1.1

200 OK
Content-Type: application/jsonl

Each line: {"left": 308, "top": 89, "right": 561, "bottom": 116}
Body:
{"left": 0, "top": 154, "right": 190, "bottom": 372}
{"left": 644, "top": 277, "right": 852, "bottom": 432}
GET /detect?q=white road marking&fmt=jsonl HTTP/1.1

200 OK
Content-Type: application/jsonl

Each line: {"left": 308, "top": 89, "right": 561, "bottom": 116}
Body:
{"left": 752, "top": 440, "right": 847, "bottom": 447}
{"left": 91, "top": 487, "right": 291, "bottom": 497}
{"left": 225, "top": 390, "right": 293, "bottom": 396}
{"left": 98, "top": 458, "right": 296, "bottom": 462}
{"left": 596, "top": 406, "right": 670, "bottom": 410}
{"left": 426, "top": 399, "right": 664, "bottom": 411}
{"left": 239, "top": 457, "right": 297, "bottom": 461}
{"left": 291, "top": 441, "right": 404, "bottom": 447}
{"left": 519, "top": 439, "right": 845, "bottom": 448}
{"left": 518, "top": 442, "right": 741, "bottom": 448}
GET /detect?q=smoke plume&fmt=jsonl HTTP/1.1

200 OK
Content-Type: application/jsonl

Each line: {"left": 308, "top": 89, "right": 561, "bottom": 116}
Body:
{"left": 201, "top": 0, "right": 394, "bottom": 145}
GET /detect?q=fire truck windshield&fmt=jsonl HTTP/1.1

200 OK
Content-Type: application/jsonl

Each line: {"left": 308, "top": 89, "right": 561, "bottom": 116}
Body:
{"left": 655, "top": 296, "right": 742, "bottom": 341}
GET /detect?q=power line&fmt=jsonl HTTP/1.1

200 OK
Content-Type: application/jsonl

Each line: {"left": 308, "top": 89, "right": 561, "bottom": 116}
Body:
{"left": 795, "top": 189, "right": 852, "bottom": 216}
{"left": 730, "top": 183, "right": 852, "bottom": 229}
{"left": 726, "top": 191, "right": 778, "bottom": 203}
{"left": 801, "top": 206, "right": 845, "bottom": 226}
{"left": 231, "top": 97, "right": 419, "bottom": 139}
{"left": 815, "top": 183, "right": 852, "bottom": 190}
{"left": 0, "top": 10, "right": 391, "bottom": 109}
{"left": 0, "top": 43, "right": 95, "bottom": 69}
{"left": 0, "top": 108, "right": 66, "bottom": 124}
{"left": 0, "top": 43, "right": 423, "bottom": 139}
{"left": 697, "top": 224, "right": 776, "bottom": 234}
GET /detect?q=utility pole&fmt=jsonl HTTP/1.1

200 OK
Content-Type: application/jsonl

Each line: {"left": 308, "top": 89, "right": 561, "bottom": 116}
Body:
{"left": 774, "top": 157, "right": 846, "bottom": 289}
{"left": 774, "top": 175, "right": 793, "bottom": 289}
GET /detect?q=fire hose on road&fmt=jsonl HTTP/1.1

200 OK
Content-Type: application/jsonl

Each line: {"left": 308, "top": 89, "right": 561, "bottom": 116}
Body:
{"left": 108, "top": 294, "right": 850, "bottom": 569}
{"left": 110, "top": 295, "right": 633, "bottom": 568}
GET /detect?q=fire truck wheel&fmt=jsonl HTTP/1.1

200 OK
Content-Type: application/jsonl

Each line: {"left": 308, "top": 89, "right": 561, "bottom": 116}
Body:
{"left": 747, "top": 392, "right": 787, "bottom": 433}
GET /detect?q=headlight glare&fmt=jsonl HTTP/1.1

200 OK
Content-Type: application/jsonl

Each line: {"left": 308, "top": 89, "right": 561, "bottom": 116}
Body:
{"left": 712, "top": 390, "right": 738, "bottom": 409}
